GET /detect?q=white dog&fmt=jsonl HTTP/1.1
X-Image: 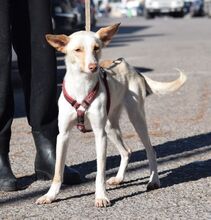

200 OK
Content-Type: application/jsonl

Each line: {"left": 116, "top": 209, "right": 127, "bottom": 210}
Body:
{"left": 36, "top": 23, "right": 186, "bottom": 207}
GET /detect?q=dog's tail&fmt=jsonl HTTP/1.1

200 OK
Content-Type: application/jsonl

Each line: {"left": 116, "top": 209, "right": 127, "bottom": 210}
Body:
{"left": 144, "top": 69, "right": 187, "bottom": 95}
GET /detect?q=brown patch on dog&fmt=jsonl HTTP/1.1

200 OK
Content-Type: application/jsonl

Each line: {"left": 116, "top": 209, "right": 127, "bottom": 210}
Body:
{"left": 100, "top": 60, "right": 113, "bottom": 68}
{"left": 96, "top": 23, "right": 120, "bottom": 46}
{"left": 46, "top": 34, "right": 70, "bottom": 53}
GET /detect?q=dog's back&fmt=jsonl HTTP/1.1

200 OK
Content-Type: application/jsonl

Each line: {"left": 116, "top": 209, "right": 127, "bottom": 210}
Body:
{"left": 100, "top": 57, "right": 186, "bottom": 105}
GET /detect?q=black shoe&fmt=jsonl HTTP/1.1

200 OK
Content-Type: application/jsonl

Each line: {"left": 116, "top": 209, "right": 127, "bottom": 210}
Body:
{"left": 0, "top": 153, "right": 18, "bottom": 191}
{"left": 33, "top": 131, "right": 81, "bottom": 185}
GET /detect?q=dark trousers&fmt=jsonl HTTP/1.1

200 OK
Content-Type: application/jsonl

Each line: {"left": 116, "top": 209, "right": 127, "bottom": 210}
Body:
{"left": 0, "top": 0, "right": 58, "bottom": 153}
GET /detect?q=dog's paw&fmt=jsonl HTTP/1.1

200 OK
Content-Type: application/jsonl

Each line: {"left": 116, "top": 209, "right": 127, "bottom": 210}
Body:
{"left": 146, "top": 181, "right": 160, "bottom": 191}
{"left": 107, "top": 177, "right": 123, "bottom": 185}
{"left": 95, "top": 197, "right": 111, "bottom": 208}
{"left": 35, "top": 195, "right": 54, "bottom": 205}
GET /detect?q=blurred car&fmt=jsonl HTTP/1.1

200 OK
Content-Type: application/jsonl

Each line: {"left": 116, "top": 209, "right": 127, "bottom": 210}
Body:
{"left": 52, "top": 0, "right": 77, "bottom": 33}
{"left": 121, "top": 0, "right": 144, "bottom": 17}
{"left": 144, "top": 0, "right": 184, "bottom": 18}
{"left": 98, "top": 0, "right": 143, "bottom": 17}
{"left": 184, "top": 0, "right": 192, "bottom": 13}
{"left": 98, "top": 0, "right": 122, "bottom": 17}
{"left": 204, "top": 0, "right": 211, "bottom": 16}
{"left": 52, "top": 0, "right": 96, "bottom": 34}
{"left": 184, "top": 0, "right": 204, "bottom": 16}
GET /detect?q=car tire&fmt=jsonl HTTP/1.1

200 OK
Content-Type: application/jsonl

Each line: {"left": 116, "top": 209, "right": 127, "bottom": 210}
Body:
{"left": 173, "top": 10, "right": 184, "bottom": 18}
{"left": 144, "top": 9, "right": 154, "bottom": 19}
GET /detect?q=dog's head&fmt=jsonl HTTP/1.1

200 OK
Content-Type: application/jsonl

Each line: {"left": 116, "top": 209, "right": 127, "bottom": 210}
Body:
{"left": 46, "top": 23, "right": 120, "bottom": 74}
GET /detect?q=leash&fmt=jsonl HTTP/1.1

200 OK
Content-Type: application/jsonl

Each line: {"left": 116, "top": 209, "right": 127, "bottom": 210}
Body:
{"left": 62, "top": 68, "right": 110, "bottom": 133}
{"left": 100, "top": 67, "right": 110, "bottom": 114}
{"left": 85, "top": 0, "right": 91, "bottom": 31}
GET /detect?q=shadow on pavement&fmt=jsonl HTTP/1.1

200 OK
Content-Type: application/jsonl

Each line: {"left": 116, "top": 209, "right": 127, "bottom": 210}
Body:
{"left": 109, "top": 157, "right": 211, "bottom": 205}
{"left": 93, "top": 25, "right": 150, "bottom": 34}
{"left": 71, "top": 132, "right": 211, "bottom": 181}
{"left": 135, "top": 66, "right": 154, "bottom": 73}
{"left": 109, "top": 33, "right": 164, "bottom": 48}
{"left": 108, "top": 26, "right": 164, "bottom": 47}
{"left": 1, "top": 132, "right": 211, "bottom": 206}
{"left": 161, "top": 159, "right": 211, "bottom": 188}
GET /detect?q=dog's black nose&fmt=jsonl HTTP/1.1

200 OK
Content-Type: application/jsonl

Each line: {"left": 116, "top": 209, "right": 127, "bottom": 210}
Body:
{"left": 88, "top": 63, "right": 97, "bottom": 72}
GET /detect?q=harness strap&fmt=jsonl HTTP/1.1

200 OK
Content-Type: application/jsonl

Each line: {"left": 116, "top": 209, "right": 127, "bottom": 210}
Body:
{"left": 62, "top": 68, "right": 110, "bottom": 133}
{"left": 62, "top": 83, "right": 81, "bottom": 110}
{"left": 62, "top": 80, "right": 99, "bottom": 133}
{"left": 100, "top": 67, "right": 110, "bottom": 114}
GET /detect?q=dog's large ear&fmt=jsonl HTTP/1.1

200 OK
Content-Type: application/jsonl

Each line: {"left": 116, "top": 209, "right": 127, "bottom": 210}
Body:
{"left": 45, "top": 34, "right": 70, "bottom": 53}
{"left": 96, "top": 23, "right": 120, "bottom": 46}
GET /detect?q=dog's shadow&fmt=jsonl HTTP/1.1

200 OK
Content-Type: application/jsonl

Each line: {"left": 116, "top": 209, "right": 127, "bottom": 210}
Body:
{"left": 74, "top": 132, "right": 211, "bottom": 205}
{"left": 71, "top": 132, "right": 211, "bottom": 182}
{"left": 2, "top": 132, "right": 211, "bottom": 206}
{"left": 161, "top": 159, "right": 211, "bottom": 187}
{"left": 110, "top": 158, "right": 211, "bottom": 205}
{"left": 56, "top": 157, "right": 211, "bottom": 205}
{"left": 28, "top": 132, "right": 211, "bottom": 186}
{"left": 52, "top": 132, "right": 211, "bottom": 205}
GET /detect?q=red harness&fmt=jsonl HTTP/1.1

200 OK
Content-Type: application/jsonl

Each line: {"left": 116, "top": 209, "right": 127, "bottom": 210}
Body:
{"left": 62, "top": 68, "right": 110, "bottom": 133}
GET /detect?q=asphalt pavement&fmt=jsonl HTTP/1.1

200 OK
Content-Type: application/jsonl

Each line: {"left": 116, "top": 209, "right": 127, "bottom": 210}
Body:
{"left": 1, "top": 16, "right": 211, "bottom": 219}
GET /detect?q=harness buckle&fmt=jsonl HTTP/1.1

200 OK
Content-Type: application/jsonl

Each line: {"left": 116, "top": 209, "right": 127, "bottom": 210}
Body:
{"left": 77, "top": 124, "right": 86, "bottom": 133}
{"left": 77, "top": 110, "right": 85, "bottom": 124}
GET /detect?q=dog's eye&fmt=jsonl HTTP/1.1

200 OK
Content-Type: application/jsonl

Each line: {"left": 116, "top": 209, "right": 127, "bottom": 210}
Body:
{"left": 94, "top": 46, "right": 99, "bottom": 51}
{"left": 75, "top": 48, "right": 82, "bottom": 52}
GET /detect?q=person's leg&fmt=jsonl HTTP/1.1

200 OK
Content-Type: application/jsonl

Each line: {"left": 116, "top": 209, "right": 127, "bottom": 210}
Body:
{"left": 11, "top": 0, "right": 31, "bottom": 118}
{"left": 12, "top": 0, "right": 80, "bottom": 184}
{"left": 0, "top": 0, "right": 18, "bottom": 191}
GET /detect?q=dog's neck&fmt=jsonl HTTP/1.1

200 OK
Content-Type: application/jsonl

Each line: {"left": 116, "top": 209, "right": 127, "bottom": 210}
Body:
{"left": 64, "top": 62, "right": 99, "bottom": 103}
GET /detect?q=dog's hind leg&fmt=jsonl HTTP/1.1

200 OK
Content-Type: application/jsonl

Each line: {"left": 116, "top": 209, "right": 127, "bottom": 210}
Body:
{"left": 105, "top": 106, "right": 131, "bottom": 185}
{"left": 125, "top": 93, "right": 160, "bottom": 191}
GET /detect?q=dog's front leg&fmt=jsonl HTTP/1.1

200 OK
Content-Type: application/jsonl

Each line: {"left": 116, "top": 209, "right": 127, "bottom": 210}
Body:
{"left": 36, "top": 131, "right": 70, "bottom": 204}
{"left": 95, "top": 130, "right": 110, "bottom": 207}
{"left": 36, "top": 102, "right": 75, "bottom": 205}
{"left": 92, "top": 125, "right": 110, "bottom": 207}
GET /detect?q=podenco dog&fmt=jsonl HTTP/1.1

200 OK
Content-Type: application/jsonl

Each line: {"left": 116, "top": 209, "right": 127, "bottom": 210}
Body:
{"left": 36, "top": 23, "right": 186, "bottom": 207}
